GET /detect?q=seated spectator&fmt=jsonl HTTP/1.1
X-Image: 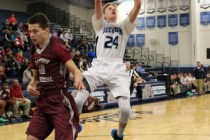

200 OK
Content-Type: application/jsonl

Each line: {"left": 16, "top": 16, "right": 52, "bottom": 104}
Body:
{"left": 70, "top": 48, "right": 76, "bottom": 58}
{"left": 0, "top": 82, "right": 19, "bottom": 121}
{"left": 78, "top": 57, "right": 88, "bottom": 72}
{"left": 180, "top": 73, "right": 192, "bottom": 94}
{"left": 22, "top": 65, "right": 32, "bottom": 84}
{"left": 14, "top": 33, "right": 25, "bottom": 51}
{"left": 10, "top": 79, "right": 31, "bottom": 119}
{"left": 0, "top": 66, "right": 7, "bottom": 83}
{"left": 186, "top": 72, "right": 196, "bottom": 93}
{"left": 134, "top": 63, "right": 145, "bottom": 73}
{"left": 170, "top": 74, "right": 180, "bottom": 96}
{"left": 59, "top": 30, "right": 70, "bottom": 49}
{"left": 65, "top": 29, "right": 73, "bottom": 46}
{"left": 204, "top": 73, "right": 210, "bottom": 92}
{"left": 11, "top": 21, "right": 18, "bottom": 32}
{"left": 73, "top": 50, "right": 81, "bottom": 67}
{"left": 4, "top": 49, "right": 17, "bottom": 77}
{"left": 82, "top": 96, "right": 103, "bottom": 113}
{"left": 52, "top": 29, "right": 58, "bottom": 37}
{"left": 2, "top": 19, "right": 12, "bottom": 46}
{"left": 8, "top": 13, "right": 17, "bottom": 25}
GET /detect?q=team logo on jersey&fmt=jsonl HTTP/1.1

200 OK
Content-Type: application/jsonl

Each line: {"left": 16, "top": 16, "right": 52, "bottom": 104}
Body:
{"left": 103, "top": 27, "right": 123, "bottom": 35}
{"left": 35, "top": 58, "right": 50, "bottom": 65}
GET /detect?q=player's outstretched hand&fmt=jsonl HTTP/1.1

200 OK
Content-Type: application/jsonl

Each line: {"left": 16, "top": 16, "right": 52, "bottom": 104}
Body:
{"left": 27, "top": 84, "right": 40, "bottom": 96}
{"left": 74, "top": 80, "right": 86, "bottom": 90}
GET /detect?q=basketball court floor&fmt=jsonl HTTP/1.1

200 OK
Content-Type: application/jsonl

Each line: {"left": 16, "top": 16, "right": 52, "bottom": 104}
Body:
{"left": 1, "top": 94, "right": 210, "bottom": 140}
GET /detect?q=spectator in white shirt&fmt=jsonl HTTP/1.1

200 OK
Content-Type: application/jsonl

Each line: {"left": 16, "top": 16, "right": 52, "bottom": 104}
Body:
{"left": 22, "top": 65, "right": 32, "bottom": 84}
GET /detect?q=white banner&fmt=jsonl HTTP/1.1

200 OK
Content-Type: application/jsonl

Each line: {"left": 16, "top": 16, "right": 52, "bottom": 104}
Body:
{"left": 168, "top": 0, "right": 179, "bottom": 12}
{"left": 179, "top": 0, "right": 190, "bottom": 11}
{"left": 139, "top": 0, "right": 145, "bottom": 15}
{"left": 157, "top": 0, "right": 167, "bottom": 13}
{"left": 200, "top": 0, "right": 210, "bottom": 9}
{"left": 146, "top": 0, "right": 156, "bottom": 14}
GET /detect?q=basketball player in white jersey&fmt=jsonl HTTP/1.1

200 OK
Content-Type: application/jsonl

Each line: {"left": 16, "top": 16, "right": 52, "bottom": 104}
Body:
{"left": 74, "top": 0, "right": 141, "bottom": 139}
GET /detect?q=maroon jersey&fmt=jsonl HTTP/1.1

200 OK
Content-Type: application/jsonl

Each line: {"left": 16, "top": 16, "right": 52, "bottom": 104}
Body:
{"left": 30, "top": 36, "right": 71, "bottom": 94}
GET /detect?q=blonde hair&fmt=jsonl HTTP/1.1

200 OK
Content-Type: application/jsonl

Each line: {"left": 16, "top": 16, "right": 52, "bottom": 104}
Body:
{"left": 102, "top": 3, "right": 117, "bottom": 14}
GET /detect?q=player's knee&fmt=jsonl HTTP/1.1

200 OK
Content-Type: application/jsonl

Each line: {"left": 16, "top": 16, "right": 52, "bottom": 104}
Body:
{"left": 120, "top": 106, "right": 131, "bottom": 117}
{"left": 119, "top": 106, "right": 131, "bottom": 123}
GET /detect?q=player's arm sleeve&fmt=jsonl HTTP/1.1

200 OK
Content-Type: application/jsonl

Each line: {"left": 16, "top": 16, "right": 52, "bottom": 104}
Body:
{"left": 123, "top": 16, "right": 137, "bottom": 35}
{"left": 54, "top": 41, "right": 72, "bottom": 64}
{"left": 92, "top": 14, "right": 105, "bottom": 32}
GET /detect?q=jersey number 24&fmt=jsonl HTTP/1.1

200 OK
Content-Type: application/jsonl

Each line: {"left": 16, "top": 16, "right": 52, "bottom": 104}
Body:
{"left": 96, "top": 36, "right": 119, "bottom": 49}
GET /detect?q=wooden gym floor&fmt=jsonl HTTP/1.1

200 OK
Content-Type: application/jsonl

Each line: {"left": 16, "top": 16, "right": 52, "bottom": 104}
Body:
{"left": 1, "top": 94, "right": 210, "bottom": 140}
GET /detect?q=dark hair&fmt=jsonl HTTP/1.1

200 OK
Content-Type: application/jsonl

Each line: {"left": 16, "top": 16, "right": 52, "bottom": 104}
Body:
{"left": 28, "top": 13, "right": 49, "bottom": 29}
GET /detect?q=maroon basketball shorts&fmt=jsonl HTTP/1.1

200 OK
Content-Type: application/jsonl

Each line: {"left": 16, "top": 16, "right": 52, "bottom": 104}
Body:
{"left": 26, "top": 92, "right": 79, "bottom": 140}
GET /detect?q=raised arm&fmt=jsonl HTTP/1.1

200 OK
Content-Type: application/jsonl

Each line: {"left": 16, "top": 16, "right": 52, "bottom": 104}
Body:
{"left": 94, "top": 0, "right": 103, "bottom": 20}
{"left": 129, "top": 0, "right": 141, "bottom": 23}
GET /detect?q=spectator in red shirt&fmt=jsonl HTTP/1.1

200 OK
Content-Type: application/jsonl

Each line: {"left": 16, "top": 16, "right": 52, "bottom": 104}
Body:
{"left": 8, "top": 13, "right": 17, "bottom": 24}
{"left": 10, "top": 79, "right": 31, "bottom": 119}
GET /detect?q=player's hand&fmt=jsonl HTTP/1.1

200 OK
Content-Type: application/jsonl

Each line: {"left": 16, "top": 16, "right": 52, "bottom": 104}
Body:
{"left": 74, "top": 80, "right": 86, "bottom": 90}
{"left": 27, "top": 84, "right": 40, "bottom": 96}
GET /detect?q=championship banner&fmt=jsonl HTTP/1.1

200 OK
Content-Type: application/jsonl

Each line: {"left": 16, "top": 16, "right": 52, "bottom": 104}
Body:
{"left": 168, "top": 0, "right": 179, "bottom": 12}
{"left": 200, "top": 12, "right": 210, "bottom": 26}
{"left": 179, "top": 0, "right": 190, "bottom": 11}
{"left": 157, "top": 15, "right": 167, "bottom": 28}
{"left": 146, "top": 0, "right": 156, "bottom": 14}
{"left": 136, "top": 34, "right": 145, "bottom": 47}
{"left": 136, "top": 17, "right": 145, "bottom": 30}
{"left": 200, "top": 0, "right": 210, "bottom": 9}
{"left": 127, "top": 34, "right": 135, "bottom": 47}
{"left": 157, "top": 0, "right": 167, "bottom": 13}
{"left": 146, "top": 16, "right": 156, "bottom": 29}
{"left": 168, "top": 14, "right": 178, "bottom": 27}
{"left": 180, "top": 13, "right": 190, "bottom": 27}
{"left": 168, "top": 32, "right": 178, "bottom": 46}
{"left": 139, "top": 0, "right": 145, "bottom": 15}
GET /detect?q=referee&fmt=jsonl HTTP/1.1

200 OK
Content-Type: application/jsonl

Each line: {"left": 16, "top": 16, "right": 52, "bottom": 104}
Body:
{"left": 125, "top": 62, "right": 142, "bottom": 94}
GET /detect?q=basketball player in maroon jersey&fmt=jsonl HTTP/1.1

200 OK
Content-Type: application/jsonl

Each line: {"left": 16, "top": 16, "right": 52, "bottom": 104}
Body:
{"left": 26, "top": 13, "right": 85, "bottom": 140}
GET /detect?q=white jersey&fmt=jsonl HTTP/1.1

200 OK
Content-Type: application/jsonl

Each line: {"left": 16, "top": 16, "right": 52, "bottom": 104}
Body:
{"left": 92, "top": 15, "right": 136, "bottom": 61}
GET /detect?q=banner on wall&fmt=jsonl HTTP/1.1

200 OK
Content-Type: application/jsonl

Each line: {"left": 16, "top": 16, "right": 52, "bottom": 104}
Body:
{"left": 180, "top": 13, "right": 190, "bottom": 27}
{"left": 127, "top": 34, "right": 135, "bottom": 47}
{"left": 200, "top": 12, "right": 210, "bottom": 26}
{"left": 168, "top": 0, "right": 179, "bottom": 12}
{"left": 146, "top": 16, "right": 156, "bottom": 29}
{"left": 168, "top": 32, "right": 178, "bottom": 46}
{"left": 168, "top": 14, "right": 178, "bottom": 27}
{"left": 157, "top": 15, "right": 167, "bottom": 28}
{"left": 136, "top": 34, "right": 145, "bottom": 47}
{"left": 179, "top": 0, "right": 190, "bottom": 11}
{"left": 200, "top": 0, "right": 210, "bottom": 9}
{"left": 139, "top": 0, "right": 145, "bottom": 15}
{"left": 137, "top": 17, "right": 145, "bottom": 30}
{"left": 146, "top": 0, "right": 156, "bottom": 14}
{"left": 157, "top": 0, "right": 167, "bottom": 13}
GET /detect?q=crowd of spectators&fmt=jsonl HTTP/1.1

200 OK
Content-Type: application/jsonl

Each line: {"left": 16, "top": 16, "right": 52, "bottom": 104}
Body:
{"left": 170, "top": 64, "right": 210, "bottom": 97}
{"left": 0, "top": 13, "right": 97, "bottom": 123}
